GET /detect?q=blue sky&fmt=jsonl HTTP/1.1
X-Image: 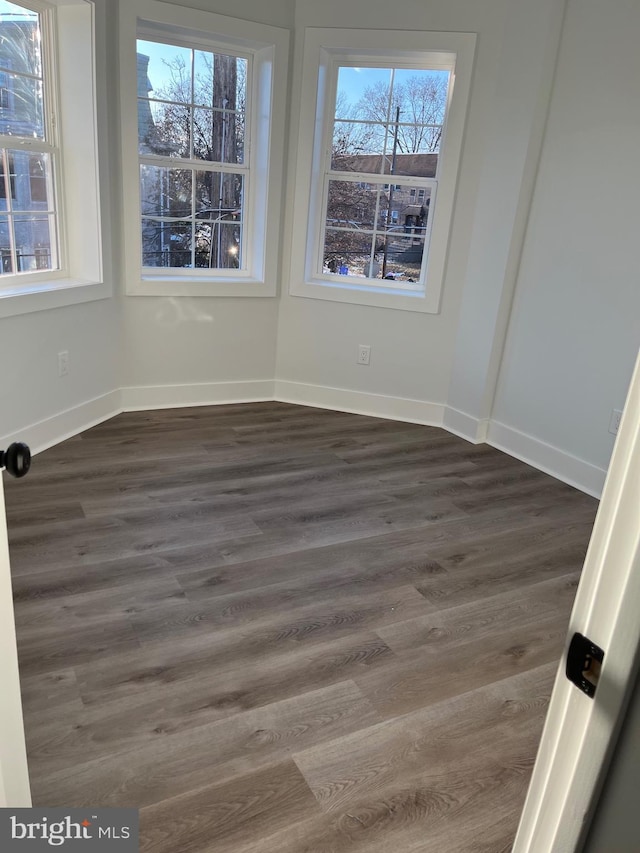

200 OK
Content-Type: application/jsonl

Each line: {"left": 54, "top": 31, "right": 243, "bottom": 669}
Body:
{"left": 138, "top": 40, "right": 192, "bottom": 96}
{"left": 0, "top": 0, "right": 36, "bottom": 20}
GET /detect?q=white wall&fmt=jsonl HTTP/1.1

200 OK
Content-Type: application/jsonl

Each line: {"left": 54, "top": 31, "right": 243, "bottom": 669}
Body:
{"left": 122, "top": 297, "right": 279, "bottom": 403}
{"left": 276, "top": 0, "right": 566, "bottom": 426}
{"left": 0, "top": 0, "right": 122, "bottom": 451}
{"left": 120, "top": 0, "right": 293, "bottom": 405}
{"left": 490, "top": 0, "right": 640, "bottom": 489}
{"left": 276, "top": 0, "right": 506, "bottom": 409}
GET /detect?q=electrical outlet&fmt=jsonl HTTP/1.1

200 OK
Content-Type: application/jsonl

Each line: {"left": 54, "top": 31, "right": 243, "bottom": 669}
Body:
{"left": 357, "top": 344, "right": 371, "bottom": 365}
{"left": 609, "top": 409, "right": 623, "bottom": 435}
{"left": 58, "top": 350, "right": 69, "bottom": 377}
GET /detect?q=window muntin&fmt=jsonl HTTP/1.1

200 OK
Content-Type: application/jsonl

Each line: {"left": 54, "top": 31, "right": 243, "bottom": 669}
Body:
{"left": 319, "top": 63, "right": 450, "bottom": 289}
{"left": 137, "top": 37, "right": 249, "bottom": 272}
{"left": 0, "top": 0, "right": 58, "bottom": 277}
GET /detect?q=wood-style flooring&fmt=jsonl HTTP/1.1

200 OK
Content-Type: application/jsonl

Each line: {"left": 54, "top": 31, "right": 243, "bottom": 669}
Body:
{"left": 4, "top": 403, "right": 599, "bottom": 852}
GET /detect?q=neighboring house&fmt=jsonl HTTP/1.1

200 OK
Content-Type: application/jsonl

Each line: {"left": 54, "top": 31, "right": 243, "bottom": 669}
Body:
{"left": 330, "top": 152, "right": 435, "bottom": 237}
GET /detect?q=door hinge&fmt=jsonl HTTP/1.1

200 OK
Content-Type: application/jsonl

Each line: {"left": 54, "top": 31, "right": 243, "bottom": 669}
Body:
{"left": 566, "top": 632, "right": 604, "bottom": 698}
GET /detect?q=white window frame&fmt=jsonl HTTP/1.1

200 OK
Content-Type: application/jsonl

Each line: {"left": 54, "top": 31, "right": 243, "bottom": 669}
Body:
{"left": 0, "top": 0, "right": 106, "bottom": 320}
{"left": 289, "top": 29, "right": 476, "bottom": 314}
{"left": 120, "top": 0, "right": 289, "bottom": 298}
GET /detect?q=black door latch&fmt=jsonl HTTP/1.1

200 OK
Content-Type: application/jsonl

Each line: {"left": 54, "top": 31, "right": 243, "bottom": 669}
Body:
{"left": 566, "top": 632, "right": 604, "bottom": 698}
{"left": 0, "top": 442, "right": 31, "bottom": 478}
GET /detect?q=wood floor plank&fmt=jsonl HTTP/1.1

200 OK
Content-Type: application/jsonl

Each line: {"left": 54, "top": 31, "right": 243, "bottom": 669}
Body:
{"left": 23, "top": 632, "right": 396, "bottom": 778}
{"left": 31, "top": 680, "right": 379, "bottom": 809}
{"left": 239, "top": 758, "right": 536, "bottom": 853}
{"left": 355, "top": 612, "right": 567, "bottom": 718}
{"left": 3, "top": 402, "right": 598, "bottom": 853}
{"left": 139, "top": 760, "right": 320, "bottom": 853}
{"left": 8, "top": 512, "right": 262, "bottom": 573}
{"left": 378, "top": 571, "right": 580, "bottom": 653}
{"left": 294, "top": 663, "right": 556, "bottom": 814}
{"left": 10, "top": 554, "right": 174, "bottom": 602}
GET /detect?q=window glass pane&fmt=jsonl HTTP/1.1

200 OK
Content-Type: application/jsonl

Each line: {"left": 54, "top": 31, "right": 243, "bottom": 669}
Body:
{"left": 0, "top": 2, "right": 42, "bottom": 77}
{"left": 326, "top": 179, "right": 383, "bottom": 230}
{"left": 192, "top": 108, "right": 244, "bottom": 164}
{"left": 140, "top": 100, "right": 190, "bottom": 157}
{"left": 392, "top": 68, "right": 449, "bottom": 127}
{"left": 378, "top": 237, "right": 425, "bottom": 283}
{"left": 14, "top": 212, "right": 52, "bottom": 271}
{"left": 335, "top": 66, "right": 392, "bottom": 121}
{"left": 193, "top": 50, "right": 213, "bottom": 107}
{"left": 141, "top": 219, "right": 192, "bottom": 268}
{"left": 0, "top": 153, "right": 10, "bottom": 209}
{"left": 3, "top": 150, "right": 51, "bottom": 210}
{"left": 0, "top": 73, "right": 43, "bottom": 138}
{"left": 0, "top": 214, "right": 12, "bottom": 273}
{"left": 195, "top": 170, "right": 243, "bottom": 222}
{"left": 323, "top": 227, "right": 375, "bottom": 277}
{"left": 194, "top": 221, "right": 241, "bottom": 269}
{"left": 27, "top": 152, "right": 49, "bottom": 206}
{"left": 381, "top": 184, "right": 432, "bottom": 235}
{"left": 140, "top": 165, "right": 192, "bottom": 219}
{"left": 138, "top": 40, "right": 192, "bottom": 103}
{"left": 381, "top": 151, "right": 438, "bottom": 177}
{"left": 322, "top": 227, "right": 424, "bottom": 283}
{"left": 331, "top": 121, "right": 387, "bottom": 170}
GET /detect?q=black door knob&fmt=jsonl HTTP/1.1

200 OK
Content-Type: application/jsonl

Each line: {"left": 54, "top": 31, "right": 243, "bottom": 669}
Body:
{"left": 1, "top": 442, "right": 31, "bottom": 478}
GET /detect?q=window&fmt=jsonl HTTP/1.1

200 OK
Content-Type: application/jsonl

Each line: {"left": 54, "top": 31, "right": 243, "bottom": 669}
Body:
{"left": 0, "top": 0, "right": 58, "bottom": 277}
{"left": 121, "top": 0, "right": 289, "bottom": 297}
{"left": 137, "top": 40, "right": 247, "bottom": 271}
{"left": 0, "top": 0, "right": 106, "bottom": 320}
{"left": 289, "top": 29, "right": 475, "bottom": 313}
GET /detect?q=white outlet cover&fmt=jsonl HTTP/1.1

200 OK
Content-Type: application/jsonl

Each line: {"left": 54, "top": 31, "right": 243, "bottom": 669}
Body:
{"left": 357, "top": 345, "right": 371, "bottom": 365}
{"left": 609, "top": 409, "right": 623, "bottom": 435}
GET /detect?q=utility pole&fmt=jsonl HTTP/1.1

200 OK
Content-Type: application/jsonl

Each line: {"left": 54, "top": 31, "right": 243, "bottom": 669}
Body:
{"left": 382, "top": 106, "right": 400, "bottom": 280}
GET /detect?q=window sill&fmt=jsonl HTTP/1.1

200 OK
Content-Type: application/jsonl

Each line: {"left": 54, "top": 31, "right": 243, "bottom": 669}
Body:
{"left": 290, "top": 278, "right": 440, "bottom": 313}
{"left": 0, "top": 278, "right": 111, "bottom": 319}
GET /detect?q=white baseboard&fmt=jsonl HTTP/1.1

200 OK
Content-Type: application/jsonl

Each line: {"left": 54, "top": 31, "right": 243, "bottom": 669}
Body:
{"left": 274, "top": 380, "right": 445, "bottom": 426}
{"left": 487, "top": 420, "right": 606, "bottom": 498}
{"left": 0, "top": 390, "right": 122, "bottom": 456}
{"left": 443, "top": 406, "right": 490, "bottom": 444}
{"left": 121, "top": 380, "right": 276, "bottom": 412}
{"left": 1, "top": 381, "right": 606, "bottom": 500}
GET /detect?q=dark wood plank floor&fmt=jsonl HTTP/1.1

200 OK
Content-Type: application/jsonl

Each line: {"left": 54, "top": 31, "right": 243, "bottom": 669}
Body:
{"left": 3, "top": 402, "right": 598, "bottom": 852}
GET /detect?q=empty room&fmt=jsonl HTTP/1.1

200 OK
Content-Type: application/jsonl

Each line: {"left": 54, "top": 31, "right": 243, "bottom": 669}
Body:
{"left": 0, "top": 0, "right": 639, "bottom": 851}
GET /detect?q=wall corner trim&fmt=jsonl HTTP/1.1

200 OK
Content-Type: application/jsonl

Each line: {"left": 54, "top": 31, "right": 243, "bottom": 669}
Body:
{"left": 487, "top": 419, "right": 606, "bottom": 498}
{"left": 443, "top": 406, "right": 489, "bottom": 444}
{"left": 0, "top": 390, "right": 123, "bottom": 457}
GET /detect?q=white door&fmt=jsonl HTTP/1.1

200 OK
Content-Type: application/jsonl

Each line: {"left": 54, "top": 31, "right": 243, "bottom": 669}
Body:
{"left": 0, "top": 469, "right": 31, "bottom": 807}
{"left": 513, "top": 347, "right": 640, "bottom": 852}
